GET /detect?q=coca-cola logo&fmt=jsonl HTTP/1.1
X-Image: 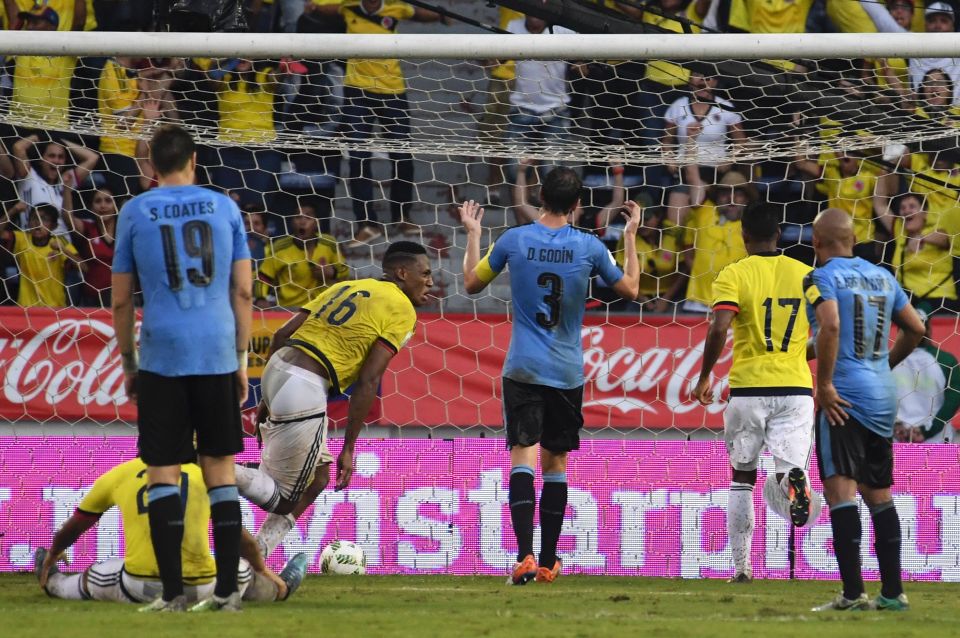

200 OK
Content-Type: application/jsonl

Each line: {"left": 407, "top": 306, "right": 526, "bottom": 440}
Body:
{"left": 580, "top": 326, "right": 731, "bottom": 416}
{"left": 2, "top": 318, "right": 132, "bottom": 410}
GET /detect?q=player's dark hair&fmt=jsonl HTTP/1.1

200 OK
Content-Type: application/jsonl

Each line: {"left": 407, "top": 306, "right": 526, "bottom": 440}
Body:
{"left": 149, "top": 124, "right": 196, "bottom": 176}
{"left": 33, "top": 204, "right": 59, "bottom": 227}
{"left": 541, "top": 167, "right": 582, "bottom": 214}
{"left": 382, "top": 241, "right": 427, "bottom": 271}
{"left": 741, "top": 202, "right": 782, "bottom": 242}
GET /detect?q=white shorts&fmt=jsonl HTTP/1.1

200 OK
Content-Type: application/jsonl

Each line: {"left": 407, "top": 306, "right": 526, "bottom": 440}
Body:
{"left": 83, "top": 558, "right": 252, "bottom": 603}
{"left": 260, "top": 351, "right": 333, "bottom": 502}
{"left": 724, "top": 394, "right": 814, "bottom": 472}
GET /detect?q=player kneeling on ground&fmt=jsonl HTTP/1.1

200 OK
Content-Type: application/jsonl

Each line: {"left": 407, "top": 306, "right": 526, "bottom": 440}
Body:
{"left": 35, "top": 458, "right": 308, "bottom": 608}
{"left": 235, "top": 241, "right": 433, "bottom": 557}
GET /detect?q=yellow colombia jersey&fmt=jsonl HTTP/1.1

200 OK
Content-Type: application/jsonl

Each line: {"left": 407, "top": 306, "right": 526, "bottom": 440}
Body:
{"left": 258, "top": 234, "right": 349, "bottom": 307}
{"left": 728, "top": 0, "right": 814, "bottom": 33}
{"left": 822, "top": 169, "right": 878, "bottom": 244}
{"left": 615, "top": 223, "right": 683, "bottom": 298}
{"left": 712, "top": 253, "right": 816, "bottom": 393}
{"left": 891, "top": 218, "right": 956, "bottom": 300}
{"left": 683, "top": 202, "right": 747, "bottom": 306}
{"left": 289, "top": 278, "right": 417, "bottom": 393}
{"left": 217, "top": 69, "right": 277, "bottom": 144}
{"left": 12, "top": 231, "right": 78, "bottom": 307}
{"left": 11, "top": 55, "right": 76, "bottom": 129}
{"left": 98, "top": 59, "right": 141, "bottom": 157}
{"left": 76, "top": 459, "right": 217, "bottom": 584}
{"left": 909, "top": 152, "right": 960, "bottom": 235}
{"left": 341, "top": 0, "right": 416, "bottom": 94}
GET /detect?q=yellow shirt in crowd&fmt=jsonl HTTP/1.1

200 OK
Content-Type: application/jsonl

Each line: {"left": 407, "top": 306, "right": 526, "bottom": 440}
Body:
{"left": 98, "top": 59, "right": 141, "bottom": 157}
{"left": 341, "top": 0, "right": 416, "bottom": 94}
{"left": 258, "top": 234, "right": 349, "bottom": 308}
{"left": 683, "top": 201, "right": 747, "bottom": 306}
{"left": 12, "top": 230, "right": 78, "bottom": 307}
{"left": 615, "top": 223, "right": 683, "bottom": 298}
{"left": 218, "top": 69, "right": 277, "bottom": 144}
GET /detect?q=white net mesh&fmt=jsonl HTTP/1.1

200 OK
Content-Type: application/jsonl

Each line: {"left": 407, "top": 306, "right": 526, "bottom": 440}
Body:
{"left": 1, "top": 14, "right": 959, "bottom": 444}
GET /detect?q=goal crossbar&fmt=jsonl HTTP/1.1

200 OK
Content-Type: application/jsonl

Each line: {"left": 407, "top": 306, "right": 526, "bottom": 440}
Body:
{"left": 3, "top": 31, "right": 960, "bottom": 60}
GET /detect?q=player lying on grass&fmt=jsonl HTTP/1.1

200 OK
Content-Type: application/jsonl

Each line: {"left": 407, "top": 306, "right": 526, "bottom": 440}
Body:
{"left": 234, "top": 241, "right": 433, "bottom": 557}
{"left": 693, "top": 203, "right": 823, "bottom": 583}
{"left": 806, "top": 209, "right": 925, "bottom": 612}
{"left": 34, "top": 458, "right": 308, "bottom": 606}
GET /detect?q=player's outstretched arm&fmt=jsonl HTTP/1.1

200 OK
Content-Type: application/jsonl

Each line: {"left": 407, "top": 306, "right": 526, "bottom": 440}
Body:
{"left": 814, "top": 299, "right": 852, "bottom": 425}
{"left": 337, "top": 345, "right": 395, "bottom": 491}
{"left": 610, "top": 200, "right": 643, "bottom": 301}
{"left": 111, "top": 272, "right": 138, "bottom": 404}
{"left": 889, "top": 303, "right": 926, "bottom": 369}
{"left": 459, "top": 199, "right": 490, "bottom": 294}
{"left": 692, "top": 308, "right": 735, "bottom": 405}
{"left": 231, "top": 258, "right": 254, "bottom": 406}
{"left": 41, "top": 511, "right": 99, "bottom": 588}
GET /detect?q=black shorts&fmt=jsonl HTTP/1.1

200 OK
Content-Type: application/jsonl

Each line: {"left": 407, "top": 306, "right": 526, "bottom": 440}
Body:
{"left": 502, "top": 377, "right": 584, "bottom": 453}
{"left": 137, "top": 371, "right": 244, "bottom": 466}
{"left": 815, "top": 410, "right": 894, "bottom": 488}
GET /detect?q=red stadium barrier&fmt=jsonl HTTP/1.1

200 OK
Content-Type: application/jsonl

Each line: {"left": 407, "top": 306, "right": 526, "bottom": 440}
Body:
{"left": 1, "top": 307, "right": 957, "bottom": 430}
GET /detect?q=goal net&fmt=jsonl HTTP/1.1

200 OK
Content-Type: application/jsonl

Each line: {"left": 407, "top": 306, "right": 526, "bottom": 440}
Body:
{"left": 1, "top": 24, "right": 959, "bottom": 578}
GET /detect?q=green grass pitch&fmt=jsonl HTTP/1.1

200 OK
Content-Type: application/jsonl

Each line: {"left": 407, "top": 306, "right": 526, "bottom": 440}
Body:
{"left": 3, "top": 574, "right": 959, "bottom": 637}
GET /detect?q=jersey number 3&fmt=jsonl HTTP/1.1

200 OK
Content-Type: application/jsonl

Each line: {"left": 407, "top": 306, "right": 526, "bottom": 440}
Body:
{"left": 536, "top": 272, "right": 563, "bottom": 329}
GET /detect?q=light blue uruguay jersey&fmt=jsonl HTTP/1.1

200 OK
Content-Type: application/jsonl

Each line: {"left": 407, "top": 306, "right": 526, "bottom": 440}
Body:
{"left": 479, "top": 223, "right": 624, "bottom": 389}
{"left": 805, "top": 256, "right": 909, "bottom": 436}
{"left": 112, "top": 185, "right": 250, "bottom": 376}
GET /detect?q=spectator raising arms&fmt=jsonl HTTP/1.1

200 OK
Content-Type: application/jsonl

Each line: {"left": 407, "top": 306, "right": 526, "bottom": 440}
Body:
{"left": 0, "top": 203, "right": 85, "bottom": 307}
{"left": 11, "top": 135, "right": 98, "bottom": 233}
{"left": 97, "top": 56, "right": 177, "bottom": 198}
{"left": 663, "top": 72, "right": 746, "bottom": 226}
{"left": 64, "top": 187, "right": 118, "bottom": 307}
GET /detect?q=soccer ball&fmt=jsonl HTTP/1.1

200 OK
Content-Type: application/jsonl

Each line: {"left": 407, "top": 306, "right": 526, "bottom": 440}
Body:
{"left": 320, "top": 540, "right": 366, "bottom": 575}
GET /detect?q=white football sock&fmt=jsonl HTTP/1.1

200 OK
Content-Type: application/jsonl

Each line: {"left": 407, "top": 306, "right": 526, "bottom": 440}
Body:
{"left": 235, "top": 464, "right": 283, "bottom": 512}
{"left": 728, "top": 482, "right": 755, "bottom": 577}
{"left": 256, "top": 513, "right": 296, "bottom": 558}
{"left": 44, "top": 573, "right": 86, "bottom": 600}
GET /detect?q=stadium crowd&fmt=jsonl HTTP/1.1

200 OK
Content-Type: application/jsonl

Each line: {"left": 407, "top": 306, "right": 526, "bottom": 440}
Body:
{"left": 0, "top": 0, "right": 960, "bottom": 323}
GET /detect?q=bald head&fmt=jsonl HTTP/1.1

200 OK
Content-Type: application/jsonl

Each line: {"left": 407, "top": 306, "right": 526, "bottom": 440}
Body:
{"left": 813, "top": 208, "right": 855, "bottom": 259}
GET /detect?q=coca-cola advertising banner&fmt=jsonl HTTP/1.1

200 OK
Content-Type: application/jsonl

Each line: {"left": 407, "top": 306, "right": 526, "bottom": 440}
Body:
{"left": 2, "top": 437, "right": 959, "bottom": 580}
{"left": 2, "top": 308, "right": 958, "bottom": 430}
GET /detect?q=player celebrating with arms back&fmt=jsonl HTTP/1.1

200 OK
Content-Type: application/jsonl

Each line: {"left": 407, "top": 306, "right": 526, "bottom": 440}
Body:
{"left": 692, "top": 204, "right": 819, "bottom": 583}
{"left": 235, "top": 241, "right": 433, "bottom": 557}
{"left": 807, "top": 209, "right": 924, "bottom": 612}
{"left": 460, "top": 167, "right": 642, "bottom": 585}
{"left": 111, "top": 124, "right": 252, "bottom": 612}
